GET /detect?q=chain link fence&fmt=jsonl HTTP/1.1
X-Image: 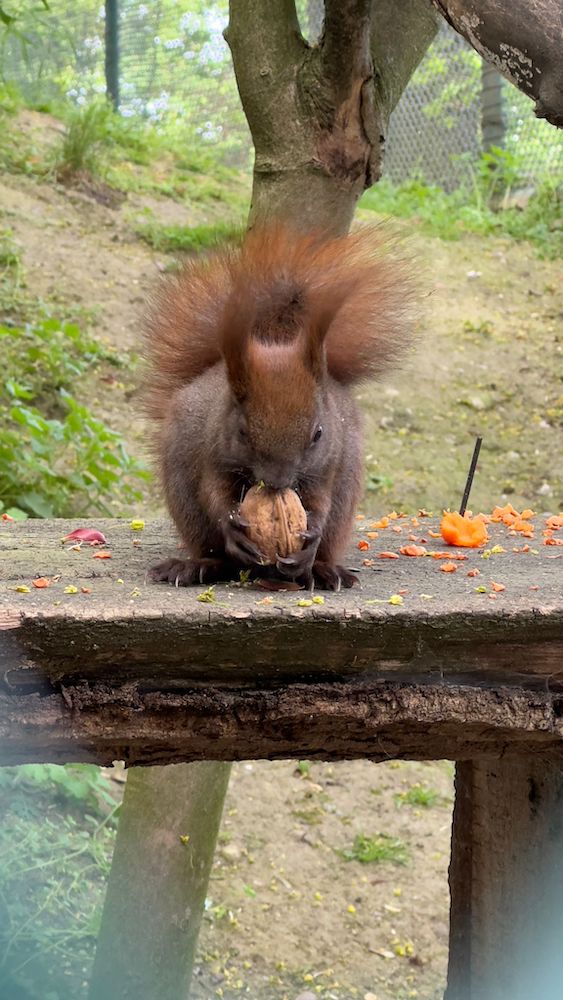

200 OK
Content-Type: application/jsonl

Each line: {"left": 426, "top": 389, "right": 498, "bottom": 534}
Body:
{"left": 1, "top": 0, "right": 561, "bottom": 187}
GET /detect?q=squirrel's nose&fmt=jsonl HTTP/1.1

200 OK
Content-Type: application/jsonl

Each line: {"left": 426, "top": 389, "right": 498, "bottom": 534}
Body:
{"left": 253, "top": 466, "right": 295, "bottom": 491}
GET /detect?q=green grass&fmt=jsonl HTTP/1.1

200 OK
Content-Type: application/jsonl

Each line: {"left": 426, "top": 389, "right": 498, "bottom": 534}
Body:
{"left": 360, "top": 174, "right": 562, "bottom": 258}
{"left": 0, "top": 91, "right": 250, "bottom": 215}
{"left": 338, "top": 833, "right": 410, "bottom": 866}
{"left": 136, "top": 219, "right": 242, "bottom": 254}
{"left": 54, "top": 100, "right": 113, "bottom": 178}
{"left": 394, "top": 783, "right": 443, "bottom": 808}
{"left": 0, "top": 765, "right": 118, "bottom": 1000}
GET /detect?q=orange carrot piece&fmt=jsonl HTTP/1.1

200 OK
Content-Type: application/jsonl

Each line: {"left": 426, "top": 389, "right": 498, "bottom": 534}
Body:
{"left": 440, "top": 511, "right": 489, "bottom": 548}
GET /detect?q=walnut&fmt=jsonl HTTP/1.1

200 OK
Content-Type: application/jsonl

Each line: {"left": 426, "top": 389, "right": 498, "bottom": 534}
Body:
{"left": 239, "top": 486, "right": 307, "bottom": 565}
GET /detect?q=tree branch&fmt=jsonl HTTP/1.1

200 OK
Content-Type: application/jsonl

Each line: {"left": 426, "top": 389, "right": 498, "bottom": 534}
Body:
{"left": 429, "top": 0, "right": 563, "bottom": 127}
{"left": 321, "top": 0, "right": 372, "bottom": 97}
{"left": 371, "top": 0, "right": 440, "bottom": 116}
{"left": 224, "top": 0, "right": 439, "bottom": 231}
{"left": 225, "top": 0, "right": 307, "bottom": 156}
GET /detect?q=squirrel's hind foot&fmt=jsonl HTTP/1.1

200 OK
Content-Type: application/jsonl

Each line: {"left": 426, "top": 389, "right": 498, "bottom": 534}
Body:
{"left": 313, "top": 562, "right": 359, "bottom": 591}
{"left": 149, "top": 556, "right": 233, "bottom": 587}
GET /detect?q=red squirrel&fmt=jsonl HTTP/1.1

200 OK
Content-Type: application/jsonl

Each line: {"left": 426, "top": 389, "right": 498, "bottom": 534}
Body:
{"left": 144, "top": 223, "right": 413, "bottom": 590}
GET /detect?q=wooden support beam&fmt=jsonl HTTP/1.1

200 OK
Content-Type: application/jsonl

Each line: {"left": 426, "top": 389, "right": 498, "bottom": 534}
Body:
{"left": 89, "top": 761, "right": 231, "bottom": 1000}
{"left": 447, "top": 756, "right": 563, "bottom": 1000}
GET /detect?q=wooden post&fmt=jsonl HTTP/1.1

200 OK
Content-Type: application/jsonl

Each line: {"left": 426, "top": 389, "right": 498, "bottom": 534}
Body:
{"left": 89, "top": 762, "right": 231, "bottom": 1000}
{"left": 446, "top": 756, "right": 563, "bottom": 1000}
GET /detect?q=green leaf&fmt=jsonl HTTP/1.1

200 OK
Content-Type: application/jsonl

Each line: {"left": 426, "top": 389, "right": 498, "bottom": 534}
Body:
{"left": 5, "top": 507, "right": 28, "bottom": 521}
{"left": 16, "top": 492, "right": 55, "bottom": 518}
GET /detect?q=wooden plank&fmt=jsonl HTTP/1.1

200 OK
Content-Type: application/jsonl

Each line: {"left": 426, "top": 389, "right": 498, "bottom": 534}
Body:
{"left": 1, "top": 517, "right": 561, "bottom": 764}
{"left": 446, "top": 757, "right": 563, "bottom": 1000}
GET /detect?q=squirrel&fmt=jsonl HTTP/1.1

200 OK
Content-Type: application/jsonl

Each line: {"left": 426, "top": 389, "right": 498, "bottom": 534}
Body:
{"left": 144, "top": 222, "right": 413, "bottom": 590}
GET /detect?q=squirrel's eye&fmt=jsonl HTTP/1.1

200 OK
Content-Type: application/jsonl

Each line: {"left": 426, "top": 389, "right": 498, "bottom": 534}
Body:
{"left": 312, "top": 425, "right": 323, "bottom": 444}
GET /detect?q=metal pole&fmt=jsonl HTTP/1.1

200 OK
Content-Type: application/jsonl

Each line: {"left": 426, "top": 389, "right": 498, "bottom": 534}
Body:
{"left": 481, "top": 59, "right": 505, "bottom": 152}
{"left": 105, "top": 0, "right": 119, "bottom": 110}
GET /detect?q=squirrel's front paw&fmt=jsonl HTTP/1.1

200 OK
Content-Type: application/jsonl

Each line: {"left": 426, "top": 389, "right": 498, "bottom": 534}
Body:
{"left": 275, "top": 529, "right": 320, "bottom": 589}
{"left": 223, "top": 512, "right": 266, "bottom": 566}
{"left": 150, "top": 557, "right": 228, "bottom": 586}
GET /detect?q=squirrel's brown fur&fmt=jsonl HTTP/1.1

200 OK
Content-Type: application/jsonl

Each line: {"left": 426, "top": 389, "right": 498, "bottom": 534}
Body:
{"left": 144, "top": 222, "right": 415, "bottom": 590}
{"left": 145, "top": 222, "right": 413, "bottom": 418}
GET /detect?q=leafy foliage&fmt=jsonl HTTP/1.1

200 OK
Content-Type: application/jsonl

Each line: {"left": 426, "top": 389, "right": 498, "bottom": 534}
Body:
{"left": 361, "top": 161, "right": 562, "bottom": 259}
{"left": 0, "top": 763, "right": 115, "bottom": 810}
{"left": 0, "top": 316, "right": 149, "bottom": 518}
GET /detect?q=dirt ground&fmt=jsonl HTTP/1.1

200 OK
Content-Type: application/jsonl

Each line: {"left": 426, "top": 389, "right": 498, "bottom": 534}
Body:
{"left": 1, "top": 113, "right": 562, "bottom": 1000}
{"left": 192, "top": 759, "right": 453, "bottom": 1000}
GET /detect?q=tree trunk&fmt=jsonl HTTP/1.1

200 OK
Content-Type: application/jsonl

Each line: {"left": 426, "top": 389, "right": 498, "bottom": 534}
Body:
{"left": 225, "top": 0, "right": 439, "bottom": 234}
{"left": 430, "top": 0, "right": 563, "bottom": 128}
{"left": 89, "top": 762, "right": 231, "bottom": 1000}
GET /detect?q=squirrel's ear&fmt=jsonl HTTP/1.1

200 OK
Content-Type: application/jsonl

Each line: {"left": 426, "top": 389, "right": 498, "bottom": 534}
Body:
{"left": 221, "top": 286, "right": 255, "bottom": 401}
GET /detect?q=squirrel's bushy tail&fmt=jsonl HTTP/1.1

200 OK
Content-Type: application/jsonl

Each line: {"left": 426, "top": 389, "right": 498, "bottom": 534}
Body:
{"left": 145, "top": 222, "right": 416, "bottom": 420}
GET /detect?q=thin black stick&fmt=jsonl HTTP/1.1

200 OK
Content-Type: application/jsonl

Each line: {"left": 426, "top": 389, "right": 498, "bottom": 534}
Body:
{"left": 459, "top": 437, "right": 482, "bottom": 516}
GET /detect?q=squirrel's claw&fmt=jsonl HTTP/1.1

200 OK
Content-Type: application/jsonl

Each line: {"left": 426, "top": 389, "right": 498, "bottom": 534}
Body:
{"left": 149, "top": 556, "right": 230, "bottom": 586}
{"left": 224, "top": 517, "right": 265, "bottom": 566}
{"left": 312, "top": 562, "right": 359, "bottom": 590}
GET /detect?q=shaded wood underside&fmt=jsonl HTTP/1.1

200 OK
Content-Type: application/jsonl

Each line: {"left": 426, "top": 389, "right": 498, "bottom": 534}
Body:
{"left": 0, "top": 518, "right": 561, "bottom": 765}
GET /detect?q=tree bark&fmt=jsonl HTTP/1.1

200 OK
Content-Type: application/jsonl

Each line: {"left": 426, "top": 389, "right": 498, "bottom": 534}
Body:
{"left": 430, "top": 0, "right": 563, "bottom": 128}
{"left": 446, "top": 757, "right": 563, "bottom": 1000}
{"left": 225, "top": 0, "right": 438, "bottom": 233}
{"left": 370, "top": 0, "right": 440, "bottom": 116}
{"left": 89, "top": 762, "right": 231, "bottom": 1000}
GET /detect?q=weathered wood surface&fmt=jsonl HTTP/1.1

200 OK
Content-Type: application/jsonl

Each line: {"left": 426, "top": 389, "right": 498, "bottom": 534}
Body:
{"left": 0, "top": 517, "right": 561, "bottom": 765}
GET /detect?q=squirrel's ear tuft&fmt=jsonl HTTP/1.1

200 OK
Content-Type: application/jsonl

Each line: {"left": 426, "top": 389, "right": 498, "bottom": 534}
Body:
{"left": 220, "top": 283, "right": 255, "bottom": 401}
{"left": 303, "top": 274, "right": 359, "bottom": 381}
{"left": 302, "top": 305, "right": 332, "bottom": 381}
